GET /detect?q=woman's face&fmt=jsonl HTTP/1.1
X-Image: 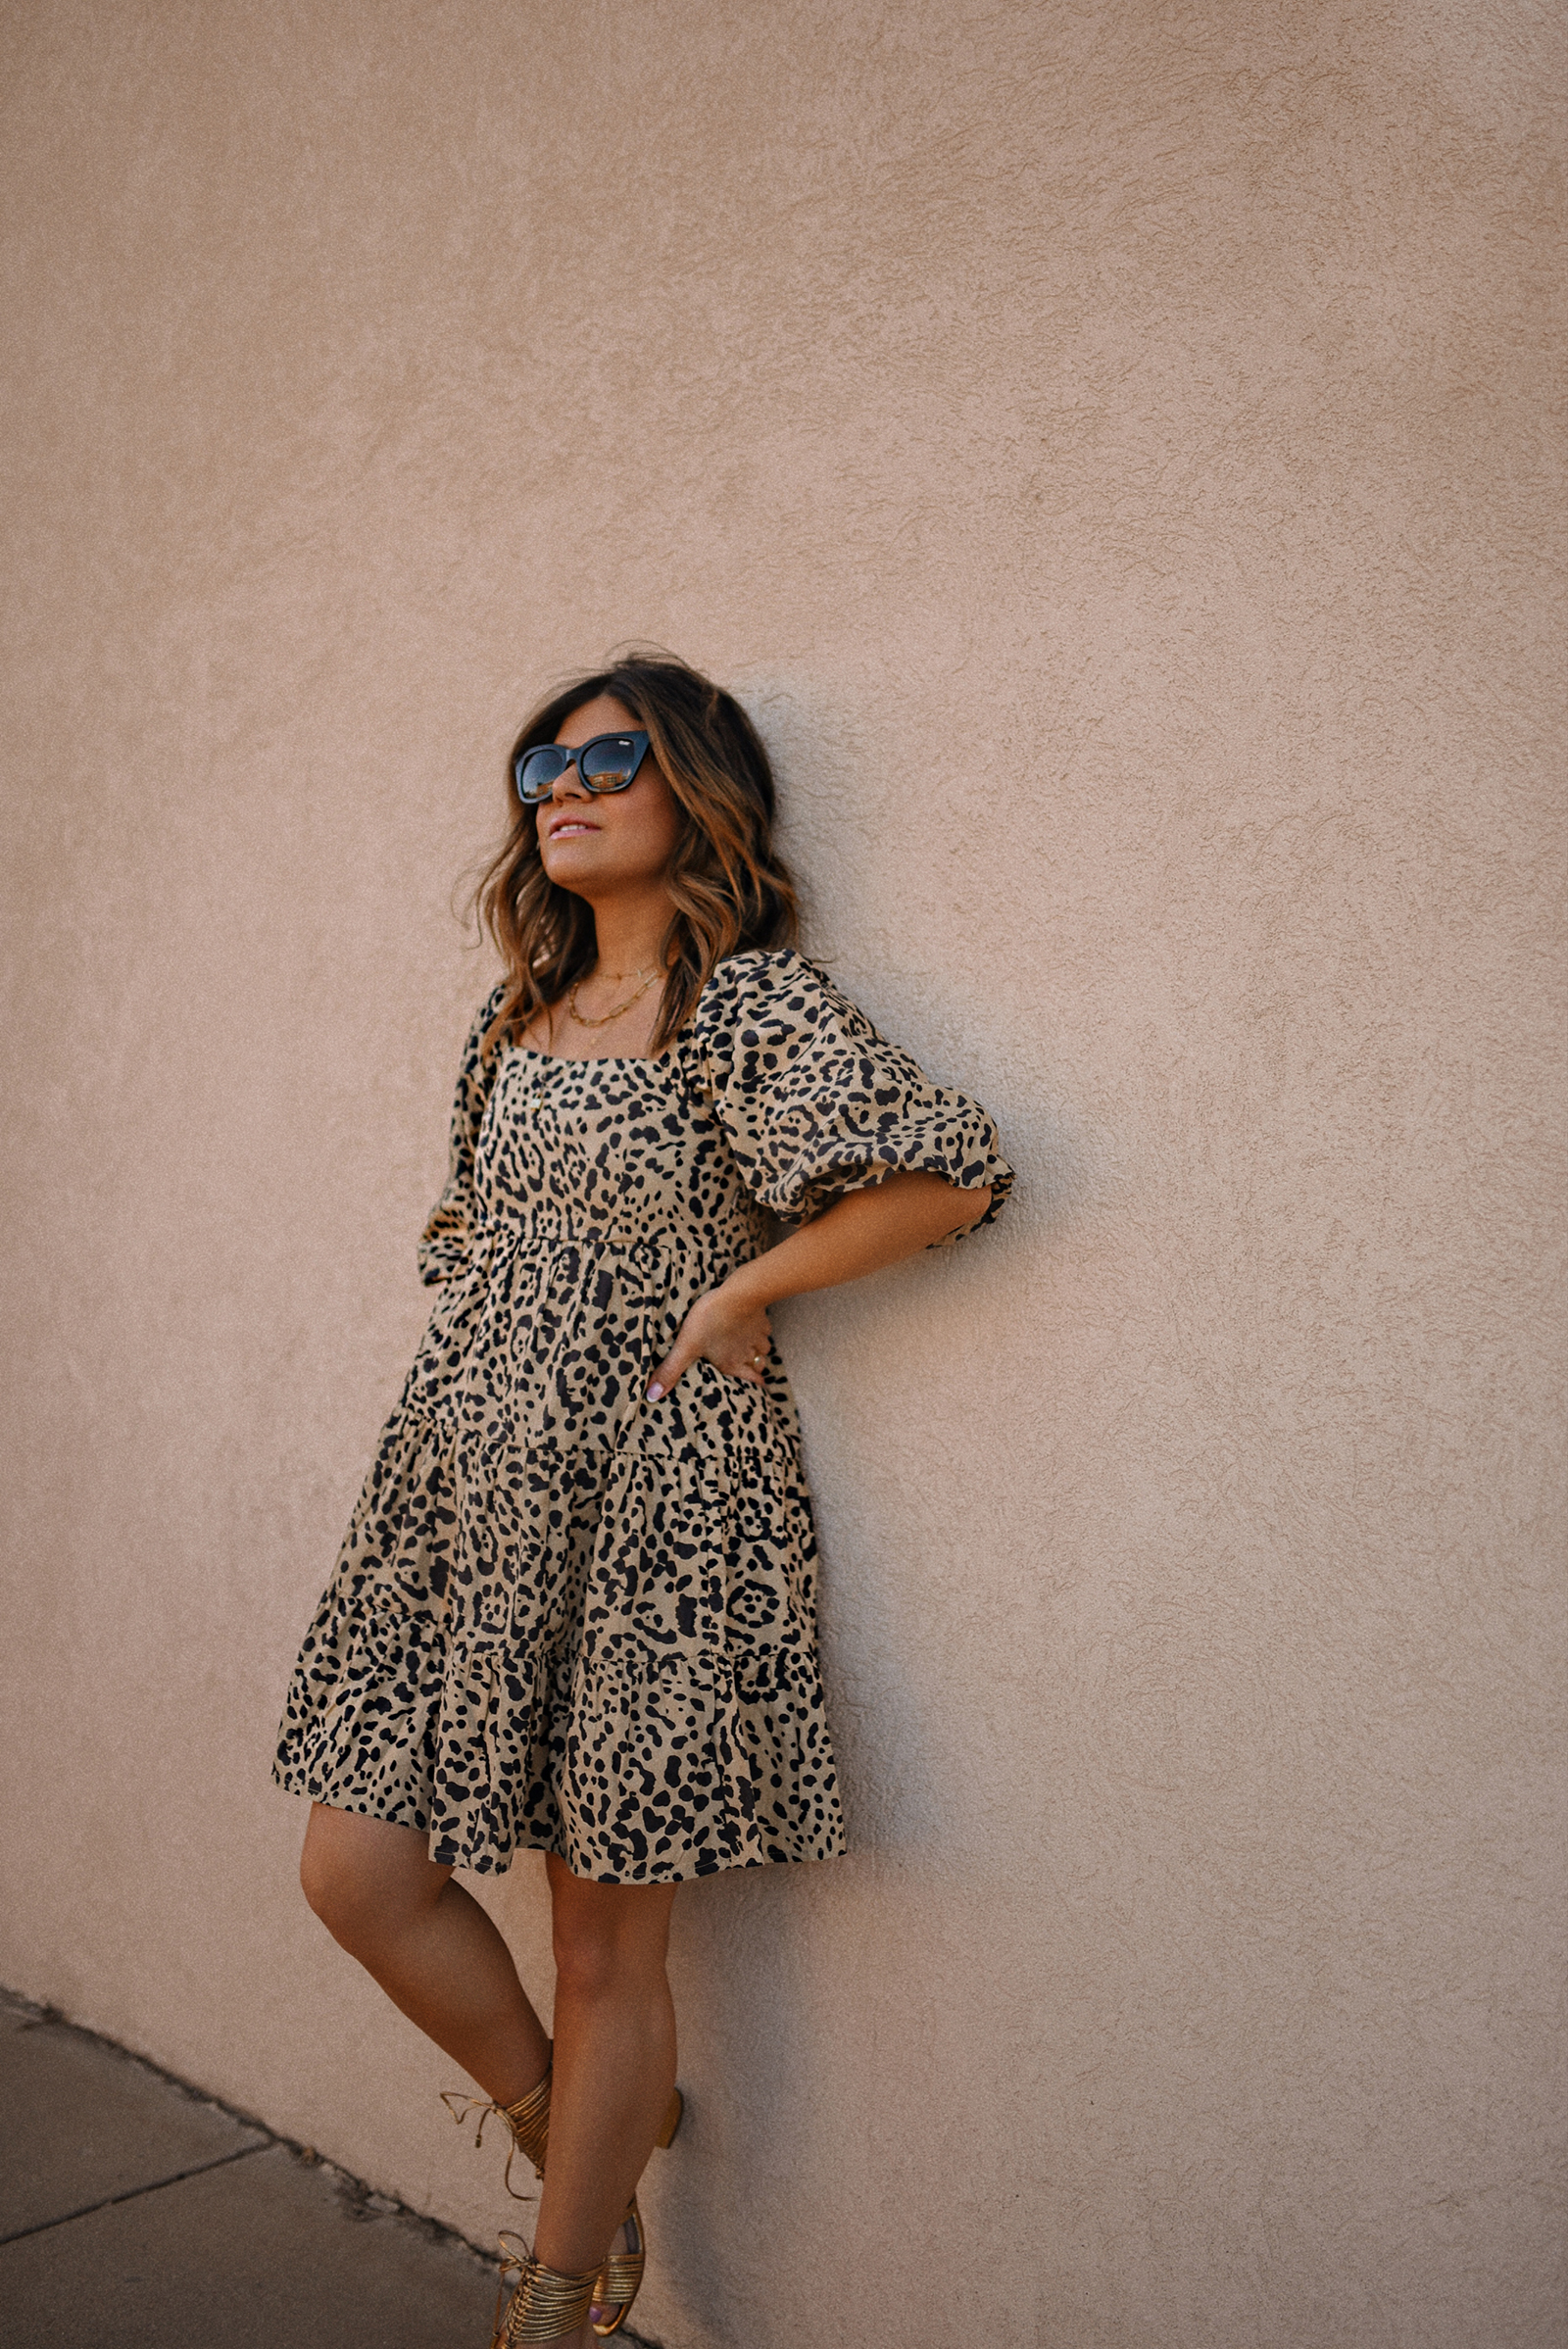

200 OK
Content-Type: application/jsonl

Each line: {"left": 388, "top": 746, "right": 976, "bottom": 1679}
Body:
{"left": 534, "top": 694, "right": 683, "bottom": 905}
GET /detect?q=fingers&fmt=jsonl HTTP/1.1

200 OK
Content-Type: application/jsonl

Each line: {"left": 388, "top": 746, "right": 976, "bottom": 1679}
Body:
{"left": 646, "top": 1340, "right": 767, "bottom": 1400}
{"left": 645, "top": 1339, "right": 696, "bottom": 1401}
{"left": 714, "top": 1315, "right": 771, "bottom": 1386}
{"left": 646, "top": 1293, "right": 772, "bottom": 1401}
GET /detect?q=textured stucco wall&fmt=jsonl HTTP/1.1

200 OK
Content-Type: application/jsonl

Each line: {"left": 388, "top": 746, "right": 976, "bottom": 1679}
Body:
{"left": 2, "top": 4, "right": 1562, "bottom": 2344}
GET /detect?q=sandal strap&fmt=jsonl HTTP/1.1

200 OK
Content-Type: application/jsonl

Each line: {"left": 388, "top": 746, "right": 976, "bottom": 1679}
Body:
{"left": 448, "top": 2064, "right": 675, "bottom": 2213}
{"left": 496, "top": 2240, "right": 599, "bottom": 2345}
{"left": 441, "top": 2053, "right": 553, "bottom": 2200}
{"left": 500, "top": 2067, "right": 553, "bottom": 2190}
{"left": 592, "top": 2197, "right": 646, "bottom": 2336}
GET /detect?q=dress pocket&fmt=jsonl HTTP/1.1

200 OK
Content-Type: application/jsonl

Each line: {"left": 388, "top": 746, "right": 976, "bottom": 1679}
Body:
{"left": 683, "top": 1356, "right": 777, "bottom": 1459}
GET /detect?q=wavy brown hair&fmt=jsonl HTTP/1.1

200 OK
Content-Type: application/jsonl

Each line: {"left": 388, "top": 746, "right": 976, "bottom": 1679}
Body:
{"left": 473, "top": 654, "right": 800, "bottom": 1055}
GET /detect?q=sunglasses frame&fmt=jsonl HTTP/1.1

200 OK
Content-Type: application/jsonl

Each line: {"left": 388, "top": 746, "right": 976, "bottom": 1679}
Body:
{"left": 514, "top": 729, "right": 652, "bottom": 807}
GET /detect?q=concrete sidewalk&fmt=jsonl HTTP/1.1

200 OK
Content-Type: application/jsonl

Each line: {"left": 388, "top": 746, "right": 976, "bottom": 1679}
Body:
{"left": 0, "top": 1988, "right": 661, "bottom": 2348}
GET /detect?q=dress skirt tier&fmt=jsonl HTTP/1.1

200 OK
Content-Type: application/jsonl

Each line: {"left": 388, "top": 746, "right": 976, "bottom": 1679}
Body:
{"left": 274, "top": 950, "right": 1012, "bottom": 1884}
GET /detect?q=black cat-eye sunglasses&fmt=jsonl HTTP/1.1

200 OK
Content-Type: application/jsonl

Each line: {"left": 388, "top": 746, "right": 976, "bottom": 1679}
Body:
{"left": 514, "top": 730, "right": 651, "bottom": 807}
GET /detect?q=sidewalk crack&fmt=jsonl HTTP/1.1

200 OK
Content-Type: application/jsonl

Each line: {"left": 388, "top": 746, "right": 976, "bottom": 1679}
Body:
{"left": 0, "top": 2142, "right": 270, "bottom": 2246}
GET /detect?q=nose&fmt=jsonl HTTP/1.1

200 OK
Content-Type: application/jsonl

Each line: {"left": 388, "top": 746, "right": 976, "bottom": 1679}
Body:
{"left": 550, "top": 753, "right": 589, "bottom": 801}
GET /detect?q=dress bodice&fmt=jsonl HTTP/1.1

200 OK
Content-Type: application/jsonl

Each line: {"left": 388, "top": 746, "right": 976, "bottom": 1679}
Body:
{"left": 472, "top": 1045, "right": 772, "bottom": 1277}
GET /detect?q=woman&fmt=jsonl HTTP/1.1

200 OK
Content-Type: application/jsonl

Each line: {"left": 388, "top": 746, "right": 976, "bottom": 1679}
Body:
{"left": 274, "top": 655, "right": 1011, "bottom": 2346}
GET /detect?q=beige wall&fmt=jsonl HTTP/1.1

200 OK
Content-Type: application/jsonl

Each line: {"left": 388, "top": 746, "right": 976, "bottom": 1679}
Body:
{"left": 2, "top": 3, "right": 1562, "bottom": 2342}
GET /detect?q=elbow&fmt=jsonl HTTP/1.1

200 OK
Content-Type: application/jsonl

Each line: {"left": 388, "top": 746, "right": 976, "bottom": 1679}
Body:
{"left": 938, "top": 1182, "right": 992, "bottom": 1239}
{"left": 878, "top": 1169, "right": 995, "bottom": 1243}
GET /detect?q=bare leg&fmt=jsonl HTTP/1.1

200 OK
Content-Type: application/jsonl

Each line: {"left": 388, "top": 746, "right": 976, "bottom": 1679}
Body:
{"left": 300, "top": 1811, "right": 678, "bottom": 2348}
{"left": 533, "top": 1854, "right": 678, "bottom": 2342}
{"left": 299, "top": 1804, "right": 551, "bottom": 2107}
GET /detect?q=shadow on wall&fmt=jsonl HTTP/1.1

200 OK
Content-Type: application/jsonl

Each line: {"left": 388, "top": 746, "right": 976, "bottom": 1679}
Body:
{"left": 603, "top": 958, "right": 1102, "bottom": 2341}
{"left": 644, "top": 1860, "right": 821, "bottom": 2346}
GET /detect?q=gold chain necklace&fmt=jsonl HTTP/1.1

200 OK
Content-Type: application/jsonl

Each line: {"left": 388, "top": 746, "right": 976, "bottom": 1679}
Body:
{"left": 566, "top": 968, "right": 659, "bottom": 1029}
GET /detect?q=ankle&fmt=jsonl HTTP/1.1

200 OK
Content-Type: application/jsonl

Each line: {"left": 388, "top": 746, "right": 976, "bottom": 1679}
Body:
{"left": 493, "top": 2050, "right": 552, "bottom": 2112}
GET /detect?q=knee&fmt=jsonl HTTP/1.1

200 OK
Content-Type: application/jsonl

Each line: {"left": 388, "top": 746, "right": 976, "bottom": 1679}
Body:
{"left": 298, "top": 1838, "right": 366, "bottom": 1945}
{"left": 551, "top": 1879, "right": 675, "bottom": 2000}
{"left": 299, "top": 1830, "right": 399, "bottom": 1957}
{"left": 552, "top": 1917, "right": 621, "bottom": 2001}
{"left": 552, "top": 1912, "right": 663, "bottom": 2002}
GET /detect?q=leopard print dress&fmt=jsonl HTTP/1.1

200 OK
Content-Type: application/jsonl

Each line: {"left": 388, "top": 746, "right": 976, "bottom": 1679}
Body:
{"left": 273, "top": 950, "right": 1012, "bottom": 1884}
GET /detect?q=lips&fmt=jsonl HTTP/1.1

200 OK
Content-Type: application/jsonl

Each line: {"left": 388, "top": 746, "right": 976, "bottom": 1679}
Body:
{"left": 549, "top": 816, "right": 600, "bottom": 839}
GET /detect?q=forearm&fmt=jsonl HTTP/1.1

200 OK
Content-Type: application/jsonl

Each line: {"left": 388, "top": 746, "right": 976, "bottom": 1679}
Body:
{"left": 722, "top": 1171, "right": 992, "bottom": 1310}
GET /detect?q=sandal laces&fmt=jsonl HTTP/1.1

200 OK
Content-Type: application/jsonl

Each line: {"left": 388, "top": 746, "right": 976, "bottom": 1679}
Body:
{"left": 493, "top": 2230, "right": 601, "bottom": 2346}
{"left": 441, "top": 2076, "right": 550, "bottom": 2203}
{"left": 440, "top": 2089, "right": 503, "bottom": 2152}
{"left": 450, "top": 2065, "right": 661, "bottom": 2334}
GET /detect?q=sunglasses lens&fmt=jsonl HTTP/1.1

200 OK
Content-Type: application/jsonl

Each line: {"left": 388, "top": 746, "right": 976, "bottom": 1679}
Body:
{"left": 579, "top": 735, "right": 643, "bottom": 791}
{"left": 516, "top": 748, "right": 566, "bottom": 802}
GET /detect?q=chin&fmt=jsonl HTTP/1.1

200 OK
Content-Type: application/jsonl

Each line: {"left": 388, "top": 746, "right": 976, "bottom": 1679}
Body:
{"left": 542, "top": 849, "right": 600, "bottom": 883}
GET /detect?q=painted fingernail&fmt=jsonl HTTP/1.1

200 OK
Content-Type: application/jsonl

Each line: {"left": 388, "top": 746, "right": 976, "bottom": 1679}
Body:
{"left": 646, "top": 1382, "right": 664, "bottom": 1400}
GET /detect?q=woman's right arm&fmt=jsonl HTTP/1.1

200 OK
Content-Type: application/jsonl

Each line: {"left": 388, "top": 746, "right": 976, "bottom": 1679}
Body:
{"left": 647, "top": 1170, "right": 992, "bottom": 1395}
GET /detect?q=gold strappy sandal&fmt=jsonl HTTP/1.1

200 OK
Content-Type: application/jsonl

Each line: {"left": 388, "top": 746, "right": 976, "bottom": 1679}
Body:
{"left": 445, "top": 2063, "right": 682, "bottom": 2203}
{"left": 588, "top": 2090, "right": 683, "bottom": 2337}
{"left": 589, "top": 2195, "right": 647, "bottom": 2336}
{"left": 449, "top": 2065, "right": 684, "bottom": 2337}
{"left": 492, "top": 2234, "right": 601, "bottom": 2346}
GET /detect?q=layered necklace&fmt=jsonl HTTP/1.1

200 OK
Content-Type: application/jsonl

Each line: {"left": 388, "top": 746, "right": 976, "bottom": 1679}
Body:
{"left": 566, "top": 966, "right": 660, "bottom": 1029}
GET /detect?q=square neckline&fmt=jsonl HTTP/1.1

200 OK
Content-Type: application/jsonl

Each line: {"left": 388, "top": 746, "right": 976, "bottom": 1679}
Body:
{"left": 505, "top": 1042, "right": 681, "bottom": 1070}
{"left": 497, "top": 951, "right": 770, "bottom": 1067}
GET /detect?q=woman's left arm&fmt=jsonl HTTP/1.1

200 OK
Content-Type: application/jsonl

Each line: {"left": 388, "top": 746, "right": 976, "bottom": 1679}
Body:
{"left": 647, "top": 1173, "right": 992, "bottom": 1398}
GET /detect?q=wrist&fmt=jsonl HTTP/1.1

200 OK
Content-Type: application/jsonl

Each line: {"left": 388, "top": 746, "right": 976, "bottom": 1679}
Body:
{"left": 721, "top": 1257, "right": 778, "bottom": 1312}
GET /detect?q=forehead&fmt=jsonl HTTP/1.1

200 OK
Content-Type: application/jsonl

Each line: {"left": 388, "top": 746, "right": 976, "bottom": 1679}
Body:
{"left": 556, "top": 693, "right": 638, "bottom": 746}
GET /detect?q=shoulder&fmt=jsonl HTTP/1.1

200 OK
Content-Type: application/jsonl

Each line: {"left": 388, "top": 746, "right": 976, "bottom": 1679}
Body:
{"left": 693, "top": 949, "right": 864, "bottom": 1043}
{"left": 459, "top": 979, "right": 511, "bottom": 1071}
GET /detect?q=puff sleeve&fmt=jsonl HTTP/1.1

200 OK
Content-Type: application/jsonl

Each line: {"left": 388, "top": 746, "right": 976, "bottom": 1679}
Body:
{"left": 416, "top": 983, "right": 508, "bottom": 1285}
{"left": 692, "top": 951, "right": 1012, "bottom": 1239}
